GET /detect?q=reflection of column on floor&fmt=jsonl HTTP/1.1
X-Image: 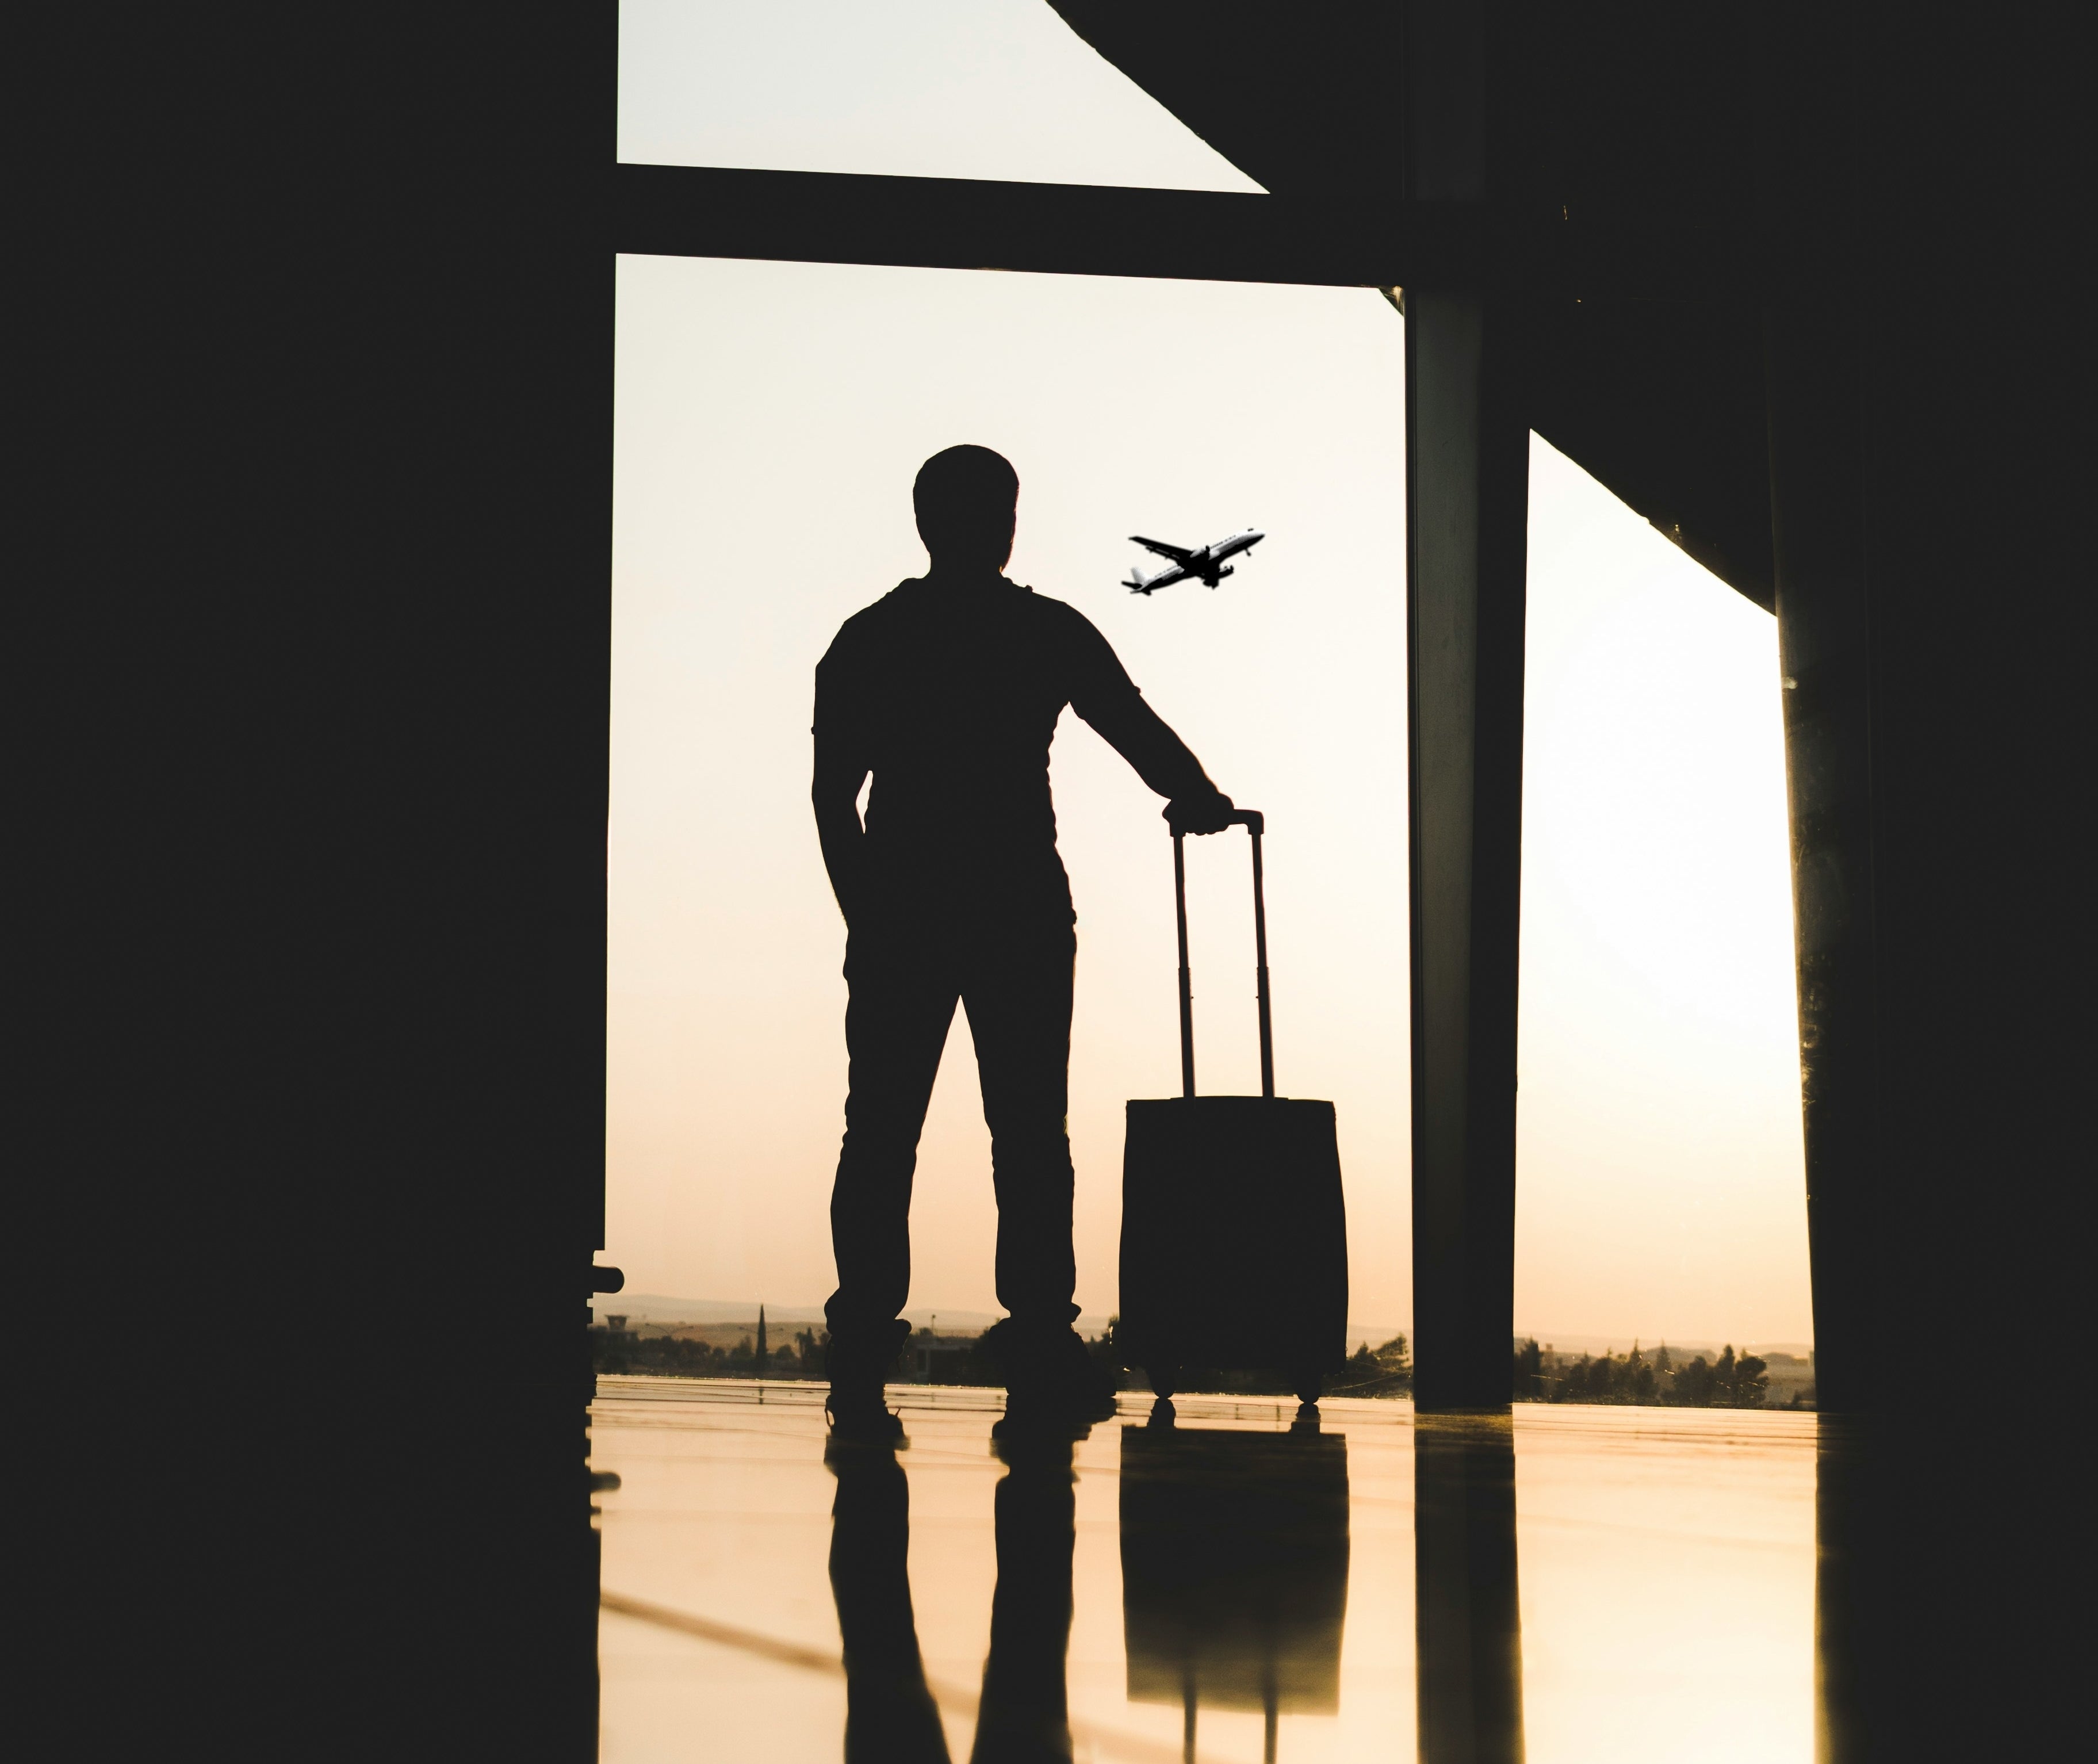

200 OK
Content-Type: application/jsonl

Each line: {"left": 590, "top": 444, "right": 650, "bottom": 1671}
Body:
{"left": 1813, "top": 1418, "right": 1866, "bottom": 1764}
{"left": 970, "top": 1434, "right": 1078, "bottom": 1764}
{"left": 1415, "top": 1414, "right": 1524, "bottom": 1764}
{"left": 826, "top": 1442, "right": 951, "bottom": 1764}
{"left": 1120, "top": 1421, "right": 1352, "bottom": 1761}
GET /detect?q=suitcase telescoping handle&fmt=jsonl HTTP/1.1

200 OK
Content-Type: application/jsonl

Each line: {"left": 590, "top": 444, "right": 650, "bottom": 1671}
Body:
{"left": 1170, "top": 808, "right": 1273, "bottom": 1101}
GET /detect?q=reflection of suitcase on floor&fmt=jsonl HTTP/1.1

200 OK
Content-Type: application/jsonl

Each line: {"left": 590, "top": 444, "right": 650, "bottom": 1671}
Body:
{"left": 1120, "top": 1425, "right": 1350, "bottom": 1725}
{"left": 1118, "top": 812, "right": 1348, "bottom": 1405}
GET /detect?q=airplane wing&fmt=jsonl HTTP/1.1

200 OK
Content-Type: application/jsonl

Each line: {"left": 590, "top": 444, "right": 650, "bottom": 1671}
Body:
{"left": 1130, "top": 535, "right": 1196, "bottom": 564}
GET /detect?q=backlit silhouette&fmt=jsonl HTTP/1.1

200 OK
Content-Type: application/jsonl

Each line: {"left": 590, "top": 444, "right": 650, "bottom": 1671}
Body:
{"left": 813, "top": 444, "right": 1235, "bottom": 1436}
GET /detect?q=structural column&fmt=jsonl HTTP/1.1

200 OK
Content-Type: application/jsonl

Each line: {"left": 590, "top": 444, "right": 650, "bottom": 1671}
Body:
{"left": 1758, "top": 27, "right": 1881, "bottom": 1760}
{"left": 1764, "top": 300, "right": 1876, "bottom": 1419}
{"left": 1405, "top": 0, "right": 1531, "bottom": 1411}
{"left": 1757, "top": 6, "right": 1878, "bottom": 1420}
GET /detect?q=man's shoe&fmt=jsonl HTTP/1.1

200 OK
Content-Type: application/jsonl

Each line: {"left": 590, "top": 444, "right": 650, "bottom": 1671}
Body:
{"left": 822, "top": 1318, "right": 910, "bottom": 1445}
{"left": 991, "top": 1321, "right": 1119, "bottom": 1428}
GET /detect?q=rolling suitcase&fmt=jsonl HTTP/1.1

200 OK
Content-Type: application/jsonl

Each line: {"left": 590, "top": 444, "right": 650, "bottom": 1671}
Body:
{"left": 1118, "top": 810, "right": 1349, "bottom": 1406}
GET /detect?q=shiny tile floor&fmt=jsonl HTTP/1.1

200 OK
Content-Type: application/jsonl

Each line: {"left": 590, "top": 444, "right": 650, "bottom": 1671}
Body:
{"left": 593, "top": 1379, "right": 1815, "bottom": 1762}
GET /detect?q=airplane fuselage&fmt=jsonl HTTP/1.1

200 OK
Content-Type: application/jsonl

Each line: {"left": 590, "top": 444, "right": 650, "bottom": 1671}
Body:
{"left": 1124, "top": 527, "right": 1265, "bottom": 594}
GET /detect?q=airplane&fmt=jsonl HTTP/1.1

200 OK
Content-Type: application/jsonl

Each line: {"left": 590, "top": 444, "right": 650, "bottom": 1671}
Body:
{"left": 1121, "top": 527, "right": 1265, "bottom": 595}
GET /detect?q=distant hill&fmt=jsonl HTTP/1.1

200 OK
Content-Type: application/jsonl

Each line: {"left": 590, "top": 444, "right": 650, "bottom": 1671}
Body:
{"left": 594, "top": 1294, "right": 828, "bottom": 1326}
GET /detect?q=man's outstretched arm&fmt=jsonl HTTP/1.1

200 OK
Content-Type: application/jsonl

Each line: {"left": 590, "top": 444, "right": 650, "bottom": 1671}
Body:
{"left": 812, "top": 730, "right": 871, "bottom": 925}
{"left": 1077, "top": 688, "right": 1235, "bottom": 835}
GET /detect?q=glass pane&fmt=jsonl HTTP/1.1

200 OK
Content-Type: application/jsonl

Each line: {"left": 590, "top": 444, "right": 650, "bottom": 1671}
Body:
{"left": 606, "top": 254, "right": 1807, "bottom": 1357}
{"left": 609, "top": 257, "right": 1406, "bottom": 1334}
{"left": 619, "top": 0, "right": 1265, "bottom": 190}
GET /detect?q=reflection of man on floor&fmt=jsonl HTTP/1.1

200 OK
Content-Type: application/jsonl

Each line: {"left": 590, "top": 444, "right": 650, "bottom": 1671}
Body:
{"left": 814, "top": 444, "right": 1233, "bottom": 1438}
{"left": 827, "top": 1441, "right": 950, "bottom": 1764}
{"left": 826, "top": 1429, "right": 1082, "bottom": 1764}
{"left": 970, "top": 1432, "right": 1080, "bottom": 1764}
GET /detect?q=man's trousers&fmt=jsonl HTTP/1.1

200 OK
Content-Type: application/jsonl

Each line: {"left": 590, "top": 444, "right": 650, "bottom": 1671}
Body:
{"left": 825, "top": 913, "right": 1079, "bottom": 1352}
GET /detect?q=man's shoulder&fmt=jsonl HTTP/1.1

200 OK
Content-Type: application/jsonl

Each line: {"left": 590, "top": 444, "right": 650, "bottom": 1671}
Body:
{"left": 1016, "top": 588, "right": 1138, "bottom": 697}
{"left": 821, "top": 579, "right": 1111, "bottom": 666}
{"left": 845, "top": 579, "right": 922, "bottom": 628}
{"left": 1028, "top": 594, "right": 1129, "bottom": 680}
{"left": 1012, "top": 586, "right": 1104, "bottom": 642}
{"left": 821, "top": 581, "right": 919, "bottom": 665}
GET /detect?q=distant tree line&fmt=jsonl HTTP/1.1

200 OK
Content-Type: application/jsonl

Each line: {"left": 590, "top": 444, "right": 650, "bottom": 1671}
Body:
{"left": 591, "top": 1318, "right": 1802, "bottom": 1410}
{"left": 590, "top": 1316, "right": 1412, "bottom": 1396}
{"left": 1088, "top": 1325, "right": 1414, "bottom": 1399}
{"left": 1513, "top": 1339, "right": 1794, "bottom": 1407}
{"left": 591, "top": 1319, "right": 825, "bottom": 1380}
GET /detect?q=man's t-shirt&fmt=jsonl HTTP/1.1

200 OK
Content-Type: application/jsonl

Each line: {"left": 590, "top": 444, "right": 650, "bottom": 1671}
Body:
{"left": 814, "top": 576, "right": 1148, "bottom": 921}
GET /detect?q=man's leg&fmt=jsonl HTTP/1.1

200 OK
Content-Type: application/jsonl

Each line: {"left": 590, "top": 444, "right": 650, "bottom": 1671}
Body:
{"left": 826, "top": 929, "right": 958, "bottom": 1423}
{"left": 962, "top": 921, "right": 1079, "bottom": 1331}
{"left": 963, "top": 920, "right": 1111, "bottom": 1422}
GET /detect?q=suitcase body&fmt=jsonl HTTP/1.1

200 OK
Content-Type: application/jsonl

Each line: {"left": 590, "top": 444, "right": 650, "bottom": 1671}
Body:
{"left": 1118, "top": 813, "right": 1349, "bottom": 1403}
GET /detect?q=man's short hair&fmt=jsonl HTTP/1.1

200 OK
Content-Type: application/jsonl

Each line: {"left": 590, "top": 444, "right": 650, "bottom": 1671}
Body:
{"left": 914, "top": 445, "right": 1019, "bottom": 557}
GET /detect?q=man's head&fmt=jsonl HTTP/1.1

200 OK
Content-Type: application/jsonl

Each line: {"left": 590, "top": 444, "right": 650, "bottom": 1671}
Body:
{"left": 914, "top": 445, "right": 1018, "bottom": 572}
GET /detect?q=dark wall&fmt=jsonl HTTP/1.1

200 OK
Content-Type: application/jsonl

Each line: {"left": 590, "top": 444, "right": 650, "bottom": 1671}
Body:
{"left": 1855, "top": 14, "right": 2083, "bottom": 1399}
{"left": 1844, "top": 7, "right": 2085, "bottom": 1754}
{"left": 26, "top": 6, "right": 614, "bottom": 1756}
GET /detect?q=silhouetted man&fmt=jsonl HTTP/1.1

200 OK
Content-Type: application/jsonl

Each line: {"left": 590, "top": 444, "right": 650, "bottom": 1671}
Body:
{"left": 814, "top": 445, "right": 1233, "bottom": 1438}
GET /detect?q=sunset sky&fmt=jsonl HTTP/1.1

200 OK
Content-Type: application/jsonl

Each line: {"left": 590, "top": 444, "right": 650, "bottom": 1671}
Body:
{"left": 606, "top": 2, "right": 1812, "bottom": 1347}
